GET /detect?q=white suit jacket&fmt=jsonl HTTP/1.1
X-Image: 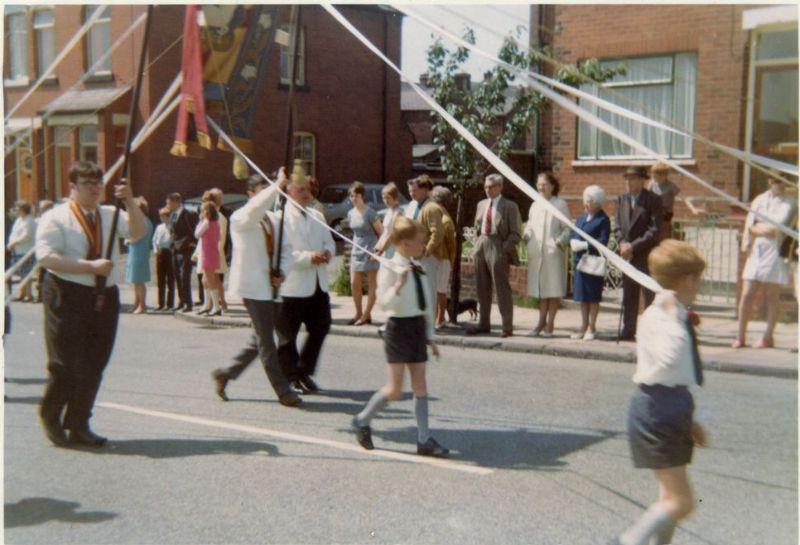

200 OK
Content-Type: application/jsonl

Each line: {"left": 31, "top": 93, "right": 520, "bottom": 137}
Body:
{"left": 280, "top": 202, "right": 336, "bottom": 298}
{"left": 227, "top": 184, "right": 294, "bottom": 301}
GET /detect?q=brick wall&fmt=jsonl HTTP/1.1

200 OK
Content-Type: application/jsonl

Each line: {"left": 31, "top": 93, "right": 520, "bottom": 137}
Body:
{"left": 458, "top": 259, "right": 529, "bottom": 301}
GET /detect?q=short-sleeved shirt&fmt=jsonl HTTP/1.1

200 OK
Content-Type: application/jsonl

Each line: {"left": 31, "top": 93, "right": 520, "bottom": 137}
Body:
{"left": 647, "top": 179, "right": 680, "bottom": 214}
{"left": 36, "top": 202, "right": 130, "bottom": 287}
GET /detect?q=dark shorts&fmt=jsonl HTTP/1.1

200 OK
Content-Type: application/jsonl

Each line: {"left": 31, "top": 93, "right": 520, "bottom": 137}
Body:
{"left": 384, "top": 316, "right": 427, "bottom": 364}
{"left": 627, "top": 384, "right": 694, "bottom": 469}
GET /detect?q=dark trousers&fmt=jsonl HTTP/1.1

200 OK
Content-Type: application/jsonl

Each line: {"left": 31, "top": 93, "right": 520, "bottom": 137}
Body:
{"left": 621, "top": 259, "right": 655, "bottom": 339}
{"left": 221, "top": 298, "right": 291, "bottom": 397}
{"left": 172, "top": 249, "right": 194, "bottom": 309}
{"left": 41, "top": 274, "right": 120, "bottom": 430}
{"left": 156, "top": 249, "right": 175, "bottom": 309}
{"left": 276, "top": 284, "right": 332, "bottom": 381}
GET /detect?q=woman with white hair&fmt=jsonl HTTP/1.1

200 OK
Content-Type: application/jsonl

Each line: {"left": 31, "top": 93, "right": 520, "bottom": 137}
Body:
{"left": 569, "top": 185, "right": 611, "bottom": 340}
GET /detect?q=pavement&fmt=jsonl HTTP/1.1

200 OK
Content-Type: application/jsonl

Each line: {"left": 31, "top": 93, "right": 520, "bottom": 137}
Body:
{"left": 170, "top": 287, "right": 799, "bottom": 380}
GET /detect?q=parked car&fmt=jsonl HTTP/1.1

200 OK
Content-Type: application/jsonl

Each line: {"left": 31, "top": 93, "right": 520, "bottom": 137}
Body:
{"left": 319, "top": 183, "right": 407, "bottom": 229}
{"left": 183, "top": 193, "right": 248, "bottom": 215}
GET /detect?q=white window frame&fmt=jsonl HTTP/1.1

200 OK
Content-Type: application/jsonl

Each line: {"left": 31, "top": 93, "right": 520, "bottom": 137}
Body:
{"left": 33, "top": 7, "right": 55, "bottom": 79}
{"left": 79, "top": 125, "right": 98, "bottom": 163}
{"left": 576, "top": 52, "right": 697, "bottom": 161}
{"left": 280, "top": 25, "right": 305, "bottom": 85}
{"left": 5, "top": 6, "right": 30, "bottom": 85}
{"left": 85, "top": 5, "right": 111, "bottom": 75}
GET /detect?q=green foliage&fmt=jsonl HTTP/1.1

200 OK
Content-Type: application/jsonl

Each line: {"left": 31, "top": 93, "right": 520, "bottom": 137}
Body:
{"left": 514, "top": 295, "right": 540, "bottom": 309}
{"left": 424, "top": 28, "right": 623, "bottom": 192}
{"left": 331, "top": 262, "right": 352, "bottom": 296}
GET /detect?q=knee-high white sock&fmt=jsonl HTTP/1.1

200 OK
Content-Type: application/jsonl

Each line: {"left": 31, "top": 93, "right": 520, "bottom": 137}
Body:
{"left": 619, "top": 504, "right": 676, "bottom": 545}
{"left": 356, "top": 391, "right": 389, "bottom": 426}
{"left": 209, "top": 289, "right": 220, "bottom": 312}
{"left": 653, "top": 519, "right": 676, "bottom": 545}
{"left": 414, "top": 395, "right": 431, "bottom": 443}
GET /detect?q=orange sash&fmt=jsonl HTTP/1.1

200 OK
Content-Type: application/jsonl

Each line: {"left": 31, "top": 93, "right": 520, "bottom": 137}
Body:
{"left": 259, "top": 215, "right": 275, "bottom": 261}
{"left": 69, "top": 200, "right": 103, "bottom": 259}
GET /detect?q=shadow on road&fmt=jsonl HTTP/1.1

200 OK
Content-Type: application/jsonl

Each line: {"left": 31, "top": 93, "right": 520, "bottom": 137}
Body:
{"left": 371, "top": 426, "right": 617, "bottom": 470}
{"left": 4, "top": 497, "right": 117, "bottom": 529}
{"left": 4, "top": 395, "right": 42, "bottom": 405}
{"left": 92, "top": 438, "right": 281, "bottom": 459}
{"left": 5, "top": 377, "right": 47, "bottom": 385}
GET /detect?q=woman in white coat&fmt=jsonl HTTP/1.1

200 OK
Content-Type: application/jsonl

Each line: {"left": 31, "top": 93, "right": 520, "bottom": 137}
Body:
{"left": 734, "top": 176, "right": 796, "bottom": 349}
{"left": 524, "top": 172, "right": 571, "bottom": 337}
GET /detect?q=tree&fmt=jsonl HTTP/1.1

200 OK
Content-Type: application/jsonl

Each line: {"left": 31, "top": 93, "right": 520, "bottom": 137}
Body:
{"left": 423, "top": 27, "right": 622, "bottom": 323}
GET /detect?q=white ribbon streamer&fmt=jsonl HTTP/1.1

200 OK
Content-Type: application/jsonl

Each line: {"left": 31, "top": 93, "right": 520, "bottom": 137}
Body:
{"left": 5, "top": 6, "right": 106, "bottom": 122}
{"left": 4, "top": 247, "right": 36, "bottom": 282}
{"left": 325, "top": 4, "right": 663, "bottom": 293}
{"left": 205, "top": 116, "right": 406, "bottom": 274}
{"left": 395, "top": 4, "right": 799, "bottom": 242}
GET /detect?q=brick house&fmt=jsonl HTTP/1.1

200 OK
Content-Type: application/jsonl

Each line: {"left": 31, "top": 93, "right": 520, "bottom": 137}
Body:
{"left": 4, "top": 5, "right": 411, "bottom": 218}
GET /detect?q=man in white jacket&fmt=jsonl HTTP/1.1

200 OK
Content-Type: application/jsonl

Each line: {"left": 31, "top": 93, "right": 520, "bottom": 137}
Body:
{"left": 275, "top": 163, "right": 336, "bottom": 393}
{"left": 212, "top": 168, "right": 300, "bottom": 407}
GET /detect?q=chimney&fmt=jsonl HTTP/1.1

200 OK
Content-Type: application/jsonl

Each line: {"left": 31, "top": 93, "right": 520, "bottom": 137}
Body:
{"left": 454, "top": 72, "right": 471, "bottom": 92}
{"left": 419, "top": 73, "right": 430, "bottom": 87}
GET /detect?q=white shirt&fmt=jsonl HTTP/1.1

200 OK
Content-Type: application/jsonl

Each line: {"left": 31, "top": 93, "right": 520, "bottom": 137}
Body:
{"left": 404, "top": 198, "right": 428, "bottom": 220}
{"left": 280, "top": 202, "right": 336, "bottom": 298}
{"left": 481, "top": 197, "right": 500, "bottom": 235}
{"left": 8, "top": 215, "right": 37, "bottom": 254}
{"left": 227, "top": 184, "right": 294, "bottom": 301}
{"left": 152, "top": 223, "right": 172, "bottom": 251}
{"left": 35, "top": 202, "right": 130, "bottom": 287}
{"left": 633, "top": 291, "right": 697, "bottom": 387}
{"left": 377, "top": 252, "right": 434, "bottom": 340}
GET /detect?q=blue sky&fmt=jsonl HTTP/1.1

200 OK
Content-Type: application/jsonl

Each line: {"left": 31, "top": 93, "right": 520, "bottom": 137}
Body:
{"left": 400, "top": 4, "right": 532, "bottom": 82}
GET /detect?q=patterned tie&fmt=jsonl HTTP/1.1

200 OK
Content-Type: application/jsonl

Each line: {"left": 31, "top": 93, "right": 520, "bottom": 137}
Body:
{"left": 411, "top": 264, "right": 426, "bottom": 311}
{"left": 484, "top": 202, "right": 493, "bottom": 235}
{"left": 86, "top": 211, "right": 96, "bottom": 231}
{"left": 684, "top": 311, "right": 704, "bottom": 386}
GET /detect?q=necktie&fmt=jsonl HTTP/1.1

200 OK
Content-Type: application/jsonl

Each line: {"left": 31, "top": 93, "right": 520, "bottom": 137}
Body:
{"left": 411, "top": 264, "right": 426, "bottom": 311}
{"left": 86, "top": 211, "right": 96, "bottom": 231}
{"left": 413, "top": 202, "right": 422, "bottom": 220}
{"left": 484, "top": 202, "right": 493, "bottom": 235}
{"left": 684, "top": 312, "right": 703, "bottom": 386}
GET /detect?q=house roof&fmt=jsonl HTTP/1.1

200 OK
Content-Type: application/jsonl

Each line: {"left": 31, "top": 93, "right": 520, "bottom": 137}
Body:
{"left": 413, "top": 144, "right": 440, "bottom": 159}
{"left": 400, "top": 82, "right": 524, "bottom": 115}
{"left": 40, "top": 87, "right": 130, "bottom": 115}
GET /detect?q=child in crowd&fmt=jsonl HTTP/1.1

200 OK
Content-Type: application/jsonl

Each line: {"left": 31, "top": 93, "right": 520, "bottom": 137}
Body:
{"left": 351, "top": 215, "right": 448, "bottom": 457}
{"left": 194, "top": 202, "right": 222, "bottom": 316}
{"left": 611, "top": 239, "right": 708, "bottom": 545}
{"left": 152, "top": 207, "right": 175, "bottom": 311}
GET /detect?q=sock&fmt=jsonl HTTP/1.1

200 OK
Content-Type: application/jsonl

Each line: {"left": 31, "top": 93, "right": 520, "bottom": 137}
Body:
{"left": 202, "top": 289, "right": 212, "bottom": 310}
{"left": 210, "top": 290, "right": 220, "bottom": 312}
{"left": 619, "top": 505, "right": 676, "bottom": 545}
{"left": 414, "top": 395, "right": 431, "bottom": 443}
{"left": 356, "top": 391, "right": 388, "bottom": 426}
{"left": 653, "top": 520, "right": 676, "bottom": 545}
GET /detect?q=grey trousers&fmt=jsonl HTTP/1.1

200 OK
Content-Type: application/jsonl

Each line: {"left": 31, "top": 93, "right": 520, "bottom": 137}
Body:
{"left": 474, "top": 237, "right": 514, "bottom": 332}
{"left": 223, "top": 298, "right": 292, "bottom": 397}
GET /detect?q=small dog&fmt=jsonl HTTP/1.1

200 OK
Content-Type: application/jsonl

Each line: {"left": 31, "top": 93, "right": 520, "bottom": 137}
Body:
{"left": 446, "top": 298, "right": 478, "bottom": 322}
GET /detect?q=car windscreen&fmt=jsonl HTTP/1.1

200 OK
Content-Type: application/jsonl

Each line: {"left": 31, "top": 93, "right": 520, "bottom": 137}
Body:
{"left": 319, "top": 187, "right": 349, "bottom": 204}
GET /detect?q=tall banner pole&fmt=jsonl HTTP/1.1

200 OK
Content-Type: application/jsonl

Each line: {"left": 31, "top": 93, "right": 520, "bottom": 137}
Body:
{"left": 273, "top": 4, "right": 303, "bottom": 298}
{"left": 95, "top": 4, "right": 154, "bottom": 311}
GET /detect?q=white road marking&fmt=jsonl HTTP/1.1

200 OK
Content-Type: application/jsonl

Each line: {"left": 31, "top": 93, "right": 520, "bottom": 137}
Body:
{"left": 97, "top": 401, "right": 494, "bottom": 476}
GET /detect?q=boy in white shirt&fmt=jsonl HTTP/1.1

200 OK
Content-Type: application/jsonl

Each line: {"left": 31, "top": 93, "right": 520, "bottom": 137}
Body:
{"left": 351, "top": 216, "right": 448, "bottom": 457}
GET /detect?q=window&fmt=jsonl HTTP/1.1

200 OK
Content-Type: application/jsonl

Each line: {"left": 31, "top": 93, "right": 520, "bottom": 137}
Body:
{"left": 292, "top": 132, "right": 315, "bottom": 175}
{"left": 5, "top": 6, "right": 29, "bottom": 82}
{"left": 54, "top": 126, "right": 73, "bottom": 199}
{"left": 33, "top": 9, "right": 55, "bottom": 77}
{"left": 577, "top": 53, "right": 697, "bottom": 160}
{"left": 279, "top": 25, "right": 305, "bottom": 85}
{"left": 79, "top": 125, "right": 98, "bottom": 164}
{"left": 85, "top": 5, "right": 111, "bottom": 73}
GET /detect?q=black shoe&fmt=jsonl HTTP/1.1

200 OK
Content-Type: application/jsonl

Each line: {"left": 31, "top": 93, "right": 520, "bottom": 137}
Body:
{"left": 351, "top": 416, "right": 374, "bottom": 450}
{"left": 155, "top": 305, "right": 165, "bottom": 311}
{"left": 417, "top": 437, "right": 449, "bottom": 457}
{"left": 68, "top": 427, "right": 107, "bottom": 448}
{"left": 278, "top": 392, "right": 302, "bottom": 407}
{"left": 465, "top": 326, "right": 490, "bottom": 336}
{"left": 290, "top": 380, "right": 306, "bottom": 393}
{"left": 616, "top": 334, "right": 635, "bottom": 342}
{"left": 299, "top": 376, "right": 320, "bottom": 394}
{"left": 172, "top": 305, "right": 184, "bottom": 312}
{"left": 212, "top": 369, "right": 229, "bottom": 401}
{"left": 181, "top": 307, "right": 193, "bottom": 314}
{"left": 40, "top": 415, "right": 68, "bottom": 447}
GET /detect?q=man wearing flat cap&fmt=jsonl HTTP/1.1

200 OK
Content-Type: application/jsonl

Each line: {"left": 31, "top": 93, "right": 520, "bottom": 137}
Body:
{"left": 614, "top": 166, "right": 663, "bottom": 341}
{"left": 647, "top": 161, "right": 681, "bottom": 240}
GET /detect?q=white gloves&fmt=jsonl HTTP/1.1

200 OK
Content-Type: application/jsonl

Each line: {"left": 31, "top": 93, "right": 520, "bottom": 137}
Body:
{"left": 570, "top": 239, "right": 589, "bottom": 252}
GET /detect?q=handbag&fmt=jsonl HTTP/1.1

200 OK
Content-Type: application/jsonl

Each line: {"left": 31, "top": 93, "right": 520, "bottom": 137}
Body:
{"left": 576, "top": 253, "right": 607, "bottom": 277}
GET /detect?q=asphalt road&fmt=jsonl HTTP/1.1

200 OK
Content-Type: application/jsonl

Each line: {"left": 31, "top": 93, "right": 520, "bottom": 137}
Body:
{"left": 4, "top": 302, "right": 797, "bottom": 545}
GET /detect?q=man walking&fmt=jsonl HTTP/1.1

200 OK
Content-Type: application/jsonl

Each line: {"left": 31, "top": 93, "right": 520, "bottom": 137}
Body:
{"left": 36, "top": 161, "right": 146, "bottom": 447}
{"left": 275, "top": 163, "right": 336, "bottom": 393}
{"left": 615, "top": 166, "right": 663, "bottom": 341}
{"left": 166, "top": 193, "right": 198, "bottom": 312}
{"left": 211, "top": 169, "right": 301, "bottom": 407}
{"left": 468, "top": 174, "right": 521, "bottom": 337}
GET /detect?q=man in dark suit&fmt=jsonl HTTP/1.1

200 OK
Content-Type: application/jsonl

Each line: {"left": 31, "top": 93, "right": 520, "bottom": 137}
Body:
{"left": 614, "top": 166, "right": 663, "bottom": 340}
{"left": 166, "top": 192, "right": 199, "bottom": 312}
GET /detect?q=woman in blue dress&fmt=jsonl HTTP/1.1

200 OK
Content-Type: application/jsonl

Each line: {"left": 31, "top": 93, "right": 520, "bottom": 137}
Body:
{"left": 570, "top": 185, "right": 611, "bottom": 340}
{"left": 126, "top": 197, "right": 154, "bottom": 314}
{"left": 347, "top": 181, "right": 383, "bottom": 325}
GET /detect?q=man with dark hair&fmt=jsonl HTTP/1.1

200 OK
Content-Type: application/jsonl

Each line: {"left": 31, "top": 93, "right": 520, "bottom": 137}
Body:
{"left": 36, "top": 161, "right": 146, "bottom": 447}
{"left": 404, "top": 175, "right": 445, "bottom": 310}
{"left": 166, "top": 192, "right": 198, "bottom": 312}
{"left": 615, "top": 166, "right": 663, "bottom": 341}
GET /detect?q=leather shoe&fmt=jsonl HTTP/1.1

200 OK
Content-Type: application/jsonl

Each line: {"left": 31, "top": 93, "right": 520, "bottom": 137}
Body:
{"left": 501, "top": 330, "right": 513, "bottom": 338}
{"left": 212, "top": 369, "right": 229, "bottom": 401}
{"left": 299, "top": 376, "right": 320, "bottom": 394}
{"left": 40, "top": 415, "right": 68, "bottom": 447}
{"left": 68, "top": 427, "right": 107, "bottom": 448}
{"left": 417, "top": 436, "right": 449, "bottom": 457}
{"left": 351, "top": 416, "right": 374, "bottom": 450}
{"left": 278, "top": 392, "right": 302, "bottom": 407}
{"left": 291, "top": 380, "right": 305, "bottom": 393}
{"left": 465, "top": 326, "right": 490, "bottom": 336}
